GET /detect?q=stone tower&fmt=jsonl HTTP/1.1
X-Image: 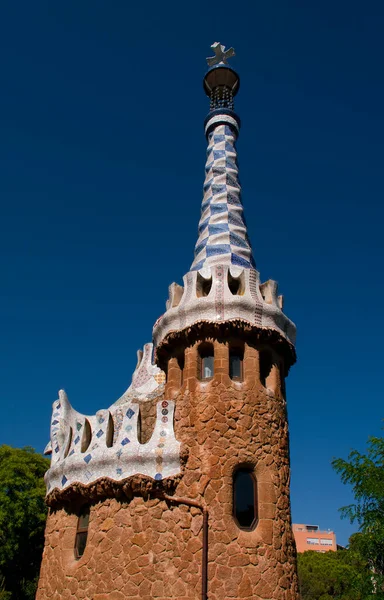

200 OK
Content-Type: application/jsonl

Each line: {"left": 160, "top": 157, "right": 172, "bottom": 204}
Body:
{"left": 37, "top": 43, "right": 299, "bottom": 600}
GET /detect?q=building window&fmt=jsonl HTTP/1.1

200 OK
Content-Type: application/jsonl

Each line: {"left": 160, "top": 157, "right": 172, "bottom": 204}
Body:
{"left": 177, "top": 354, "right": 185, "bottom": 386}
{"left": 233, "top": 468, "right": 257, "bottom": 530}
{"left": 229, "top": 347, "right": 244, "bottom": 381}
{"left": 259, "top": 350, "right": 273, "bottom": 388}
{"left": 306, "top": 537, "right": 319, "bottom": 545}
{"left": 75, "top": 507, "right": 90, "bottom": 559}
{"left": 198, "top": 343, "right": 214, "bottom": 380}
{"left": 320, "top": 538, "right": 333, "bottom": 546}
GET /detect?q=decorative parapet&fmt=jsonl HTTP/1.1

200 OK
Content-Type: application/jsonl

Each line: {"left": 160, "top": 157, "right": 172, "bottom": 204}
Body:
{"left": 44, "top": 344, "right": 181, "bottom": 502}
{"left": 153, "top": 264, "right": 296, "bottom": 361}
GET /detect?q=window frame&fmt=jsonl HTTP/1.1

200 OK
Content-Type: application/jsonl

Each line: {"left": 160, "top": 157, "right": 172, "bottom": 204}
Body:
{"left": 198, "top": 343, "right": 214, "bottom": 381}
{"left": 229, "top": 347, "right": 244, "bottom": 382}
{"left": 74, "top": 507, "right": 90, "bottom": 560}
{"left": 233, "top": 467, "right": 258, "bottom": 531}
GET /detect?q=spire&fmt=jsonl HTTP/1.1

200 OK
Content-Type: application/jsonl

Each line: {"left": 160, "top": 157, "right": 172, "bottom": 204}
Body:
{"left": 153, "top": 44, "right": 296, "bottom": 359}
{"left": 190, "top": 43, "right": 255, "bottom": 272}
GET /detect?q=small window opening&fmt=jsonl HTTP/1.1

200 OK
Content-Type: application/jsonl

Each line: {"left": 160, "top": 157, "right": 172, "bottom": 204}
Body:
{"left": 177, "top": 354, "right": 185, "bottom": 386}
{"left": 281, "top": 367, "right": 286, "bottom": 399}
{"left": 64, "top": 426, "right": 73, "bottom": 458}
{"left": 198, "top": 343, "right": 214, "bottom": 380}
{"left": 81, "top": 419, "right": 92, "bottom": 453}
{"left": 196, "top": 272, "right": 212, "bottom": 298}
{"left": 259, "top": 350, "right": 273, "bottom": 388}
{"left": 75, "top": 507, "right": 90, "bottom": 559}
{"left": 233, "top": 469, "right": 257, "bottom": 530}
{"left": 229, "top": 346, "right": 244, "bottom": 381}
{"left": 228, "top": 271, "right": 245, "bottom": 296}
{"left": 105, "top": 412, "right": 114, "bottom": 448}
{"left": 137, "top": 408, "right": 142, "bottom": 444}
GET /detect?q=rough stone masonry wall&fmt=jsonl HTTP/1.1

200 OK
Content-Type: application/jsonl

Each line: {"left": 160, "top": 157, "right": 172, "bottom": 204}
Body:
{"left": 36, "top": 339, "right": 299, "bottom": 600}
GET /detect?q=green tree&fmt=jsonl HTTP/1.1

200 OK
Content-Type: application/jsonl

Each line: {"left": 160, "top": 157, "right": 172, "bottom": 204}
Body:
{"left": 0, "top": 446, "right": 49, "bottom": 600}
{"left": 332, "top": 434, "right": 384, "bottom": 591}
{"left": 297, "top": 549, "right": 373, "bottom": 600}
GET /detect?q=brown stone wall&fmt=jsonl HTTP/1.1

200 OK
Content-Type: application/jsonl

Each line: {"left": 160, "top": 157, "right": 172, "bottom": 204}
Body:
{"left": 37, "top": 338, "right": 299, "bottom": 600}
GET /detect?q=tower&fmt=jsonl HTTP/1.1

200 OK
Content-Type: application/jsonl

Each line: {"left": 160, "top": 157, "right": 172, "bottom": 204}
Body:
{"left": 37, "top": 43, "right": 299, "bottom": 600}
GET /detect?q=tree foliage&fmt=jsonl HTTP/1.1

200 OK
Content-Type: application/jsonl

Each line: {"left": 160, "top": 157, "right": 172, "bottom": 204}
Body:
{"left": 0, "top": 445, "right": 49, "bottom": 600}
{"left": 297, "top": 549, "right": 374, "bottom": 600}
{"left": 332, "top": 434, "right": 384, "bottom": 588}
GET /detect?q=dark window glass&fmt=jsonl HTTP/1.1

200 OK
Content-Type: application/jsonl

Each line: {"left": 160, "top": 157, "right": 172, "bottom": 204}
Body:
{"left": 230, "top": 355, "right": 242, "bottom": 379}
{"left": 198, "top": 344, "right": 214, "bottom": 380}
{"left": 259, "top": 350, "right": 272, "bottom": 387}
{"left": 202, "top": 355, "right": 214, "bottom": 379}
{"left": 229, "top": 347, "right": 244, "bottom": 381}
{"left": 75, "top": 531, "right": 88, "bottom": 557}
{"left": 75, "top": 507, "right": 90, "bottom": 559}
{"left": 177, "top": 354, "right": 185, "bottom": 385}
{"left": 233, "top": 469, "right": 257, "bottom": 530}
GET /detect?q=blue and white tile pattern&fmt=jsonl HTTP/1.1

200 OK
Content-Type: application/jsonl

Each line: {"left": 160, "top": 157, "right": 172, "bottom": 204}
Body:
{"left": 191, "top": 124, "right": 255, "bottom": 272}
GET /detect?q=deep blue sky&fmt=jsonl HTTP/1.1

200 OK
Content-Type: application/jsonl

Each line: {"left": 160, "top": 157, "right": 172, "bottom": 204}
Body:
{"left": 1, "top": 1, "right": 383, "bottom": 546}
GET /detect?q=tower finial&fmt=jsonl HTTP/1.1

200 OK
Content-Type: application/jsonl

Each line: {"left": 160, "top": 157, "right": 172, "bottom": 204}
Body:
{"left": 206, "top": 42, "right": 235, "bottom": 67}
{"left": 203, "top": 43, "right": 240, "bottom": 112}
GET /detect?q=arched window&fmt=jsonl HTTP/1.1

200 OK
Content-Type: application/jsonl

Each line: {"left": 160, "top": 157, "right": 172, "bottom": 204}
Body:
{"left": 229, "top": 346, "right": 244, "bottom": 381}
{"left": 198, "top": 343, "right": 214, "bottom": 380}
{"left": 81, "top": 419, "right": 92, "bottom": 453}
{"left": 196, "top": 272, "right": 212, "bottom": 297}
{"left": 227, "top": 271, "right": 245, "bottom": 296}
{"left": 75, "top": 506, "right": 90, "bottom": 559}
{"left": 233, "top": 469, "right": 257, "bottom": 530}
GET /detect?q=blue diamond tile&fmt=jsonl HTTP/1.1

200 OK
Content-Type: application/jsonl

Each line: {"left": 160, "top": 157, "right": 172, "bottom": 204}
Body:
{"left": 69, "top": 449, "right": 75, "bottom": 456}
{"left": 84, "top": 454, "right": 92, "bottom": 464}
{"left": 74, "top": 436, "right": 80, "bottom": 445}
{"left": 96, "top": 429, "right": 104, "bottom": 438}
{"left": 116, "top": 468, "right": 123, "bottom": 476}
{"left": 76, "top": 422, "right": 82, "bottom": 431}
{"left": 61, "top": 475, "right": 68, "bottom": 486}
{"left": 52, "top": 419, "right": 59, "bottom": 425}
{"left": 126, "top": 408, "right": 135, "bottom": 419}
{"left": 121, "top": 437, "right": 130, "bottom": 446}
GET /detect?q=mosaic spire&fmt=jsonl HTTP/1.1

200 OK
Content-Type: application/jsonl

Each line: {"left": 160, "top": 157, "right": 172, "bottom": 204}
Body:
{"left": 190, "top": 43, "right": 255, "bottom": 272}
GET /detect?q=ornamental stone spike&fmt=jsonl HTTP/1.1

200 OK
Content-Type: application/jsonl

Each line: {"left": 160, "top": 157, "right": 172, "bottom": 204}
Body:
{"left": 206, "top": 41, "right": 235, "bottom": 67}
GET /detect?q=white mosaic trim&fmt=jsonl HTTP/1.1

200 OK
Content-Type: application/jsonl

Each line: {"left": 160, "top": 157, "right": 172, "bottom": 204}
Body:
{"left": 204, "top": 114, "right": 240, "bottom": 135}
{"left": 191, "top": 123, "right": 254, "bottom": 272}
{"left": 114, "top": 343, "right": 165, "bottom": 404}
{"left": 44, "top": 344, "right": 180, "bottom": 495}
{"left": 153, "top": 264, "right": 296, "bottom": 348}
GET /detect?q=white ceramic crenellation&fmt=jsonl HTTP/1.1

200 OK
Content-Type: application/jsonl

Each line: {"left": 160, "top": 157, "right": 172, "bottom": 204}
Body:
{"left": 153, "top": 264, "right": 296, "bottom": 347}
{"left": 44, "top": 344, "right": 180, "bottom": 496}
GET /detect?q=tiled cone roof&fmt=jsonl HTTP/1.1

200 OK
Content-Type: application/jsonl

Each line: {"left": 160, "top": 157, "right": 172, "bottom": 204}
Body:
{"left": 191, "top": 123, "right": 255, "bottom": 272}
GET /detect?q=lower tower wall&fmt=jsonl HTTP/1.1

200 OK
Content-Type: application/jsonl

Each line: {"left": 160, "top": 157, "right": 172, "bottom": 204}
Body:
{"left": 37, "top": 339, "right": 298, "bottom": 600}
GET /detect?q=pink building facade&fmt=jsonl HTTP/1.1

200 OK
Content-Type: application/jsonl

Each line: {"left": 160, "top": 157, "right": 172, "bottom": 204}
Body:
{"left": 293, "top": 523, "right": 337, "bottom": 553}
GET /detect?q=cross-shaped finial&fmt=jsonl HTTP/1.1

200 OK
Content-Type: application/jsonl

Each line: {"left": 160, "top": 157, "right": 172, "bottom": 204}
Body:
{"left": 206, "top": 42, "right": 235, "bottom": 67}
